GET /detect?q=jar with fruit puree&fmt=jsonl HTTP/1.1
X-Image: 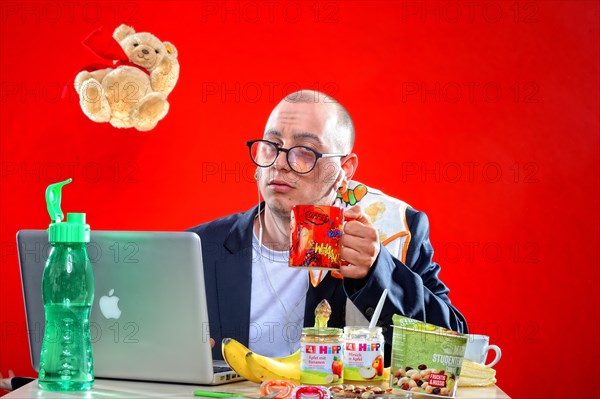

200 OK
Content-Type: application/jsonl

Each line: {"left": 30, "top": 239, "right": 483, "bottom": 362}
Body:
{"left": 343, "top": 327, "right": 385, "bottom": 381}
{"left": 300, "top": 328, "right": 344, "bottom": 385}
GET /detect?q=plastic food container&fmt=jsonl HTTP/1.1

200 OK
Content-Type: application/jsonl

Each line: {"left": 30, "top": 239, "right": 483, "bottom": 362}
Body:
{"left": 390, "top": 316, "right": 467, "bottom": 397}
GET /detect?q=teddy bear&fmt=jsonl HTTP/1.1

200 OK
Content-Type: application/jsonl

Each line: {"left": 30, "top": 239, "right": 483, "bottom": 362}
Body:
{"left": 75, "top": 24, "right": 179, "bottom": 132}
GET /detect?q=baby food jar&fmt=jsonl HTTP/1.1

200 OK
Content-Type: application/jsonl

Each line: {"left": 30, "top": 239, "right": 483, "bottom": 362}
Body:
{"left": 343, "top": 327, "right": 385, "bottom": 381}
{"left": 300, "top": 328, "right": 344, "bottom": 385}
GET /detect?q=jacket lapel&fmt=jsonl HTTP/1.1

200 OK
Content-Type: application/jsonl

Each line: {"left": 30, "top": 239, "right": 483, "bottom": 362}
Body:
{"left": 215, "top": 205, "right": 259, "bottom": 346}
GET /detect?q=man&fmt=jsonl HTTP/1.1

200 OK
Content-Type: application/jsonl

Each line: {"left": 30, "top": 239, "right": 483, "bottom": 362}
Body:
{"left": 188, "top": 90, "right": 467, "bottom": 363}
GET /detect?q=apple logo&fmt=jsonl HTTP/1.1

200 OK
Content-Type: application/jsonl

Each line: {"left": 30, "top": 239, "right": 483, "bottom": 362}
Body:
{"left": 99, "top": 289, "right": 122, "bottom": 319}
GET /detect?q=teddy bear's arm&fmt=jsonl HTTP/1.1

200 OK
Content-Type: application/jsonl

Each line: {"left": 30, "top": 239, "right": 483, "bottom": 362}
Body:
{"left": 150, "top": 56, "right": 179, "bottom": 96}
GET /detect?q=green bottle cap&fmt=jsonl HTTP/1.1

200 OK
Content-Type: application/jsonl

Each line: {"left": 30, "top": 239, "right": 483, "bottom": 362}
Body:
{"left": 45, "top": 178, "right": 90, "bottom": 243}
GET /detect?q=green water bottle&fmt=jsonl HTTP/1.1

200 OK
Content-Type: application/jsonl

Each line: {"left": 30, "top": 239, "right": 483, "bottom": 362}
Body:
{"left": 38, "top": 178, "right": 94, "bottom": 391}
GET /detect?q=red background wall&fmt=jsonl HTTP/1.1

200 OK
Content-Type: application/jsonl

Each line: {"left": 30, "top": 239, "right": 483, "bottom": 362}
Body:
{"left": 1, "top": 1, "right": 598, "bottom": 398}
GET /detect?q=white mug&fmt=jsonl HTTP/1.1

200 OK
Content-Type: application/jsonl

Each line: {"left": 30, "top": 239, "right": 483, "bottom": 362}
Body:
{"left": 464, "top": 334, "right": 502, "bottom": 367}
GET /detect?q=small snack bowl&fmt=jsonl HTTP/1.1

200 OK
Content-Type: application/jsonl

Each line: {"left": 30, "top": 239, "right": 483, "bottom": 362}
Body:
{"left": 291, "top": 385, "right": 332, "bottom": 399}
{"left": 261, "top": 380, "right": 298, "bottom": 399}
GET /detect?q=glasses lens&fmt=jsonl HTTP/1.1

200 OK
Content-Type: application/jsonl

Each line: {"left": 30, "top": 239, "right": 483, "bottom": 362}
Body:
{"left": 288, "top": 147, "right": 317, "bottom": 173}
{"left": 251, "top": 141, "right": 277, "bottom": 166}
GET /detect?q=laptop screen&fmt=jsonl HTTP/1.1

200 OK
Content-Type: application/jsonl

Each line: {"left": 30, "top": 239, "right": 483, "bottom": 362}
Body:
{"left": 17, "top": 230, "right": 221, "bottom": 384}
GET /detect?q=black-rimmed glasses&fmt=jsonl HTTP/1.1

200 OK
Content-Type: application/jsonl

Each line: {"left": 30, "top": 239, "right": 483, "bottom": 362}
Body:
{"left": 246, "top": 139, "right": 347, "bottom": 174}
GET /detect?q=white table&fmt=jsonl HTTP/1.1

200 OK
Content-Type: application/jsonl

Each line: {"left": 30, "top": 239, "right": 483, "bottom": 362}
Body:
{"left": 4, "top": 379, "right": 511, "bottom": 398}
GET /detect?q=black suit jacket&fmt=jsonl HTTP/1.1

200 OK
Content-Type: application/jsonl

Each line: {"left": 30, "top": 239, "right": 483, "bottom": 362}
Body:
{"left": 187, "top": 204, "right": 467, "bottom": 364}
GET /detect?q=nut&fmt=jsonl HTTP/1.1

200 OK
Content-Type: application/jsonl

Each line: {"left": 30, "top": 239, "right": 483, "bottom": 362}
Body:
{"left": 440, "top": 388, "right": 450, "bottom": 396}
{"left": 406, "top": 369, "right": 419, "bottom": 378}
{"left": 408, "top": 380, "right": 418, "bottom": 388}
{"left": 410, "top": 387, "right": 421, "bottom": 393}
{"left": 410, "top": 371, "right": 422, "bottom": 381}
{"left": 398, "top": 377, "right": 411, "bottom": 386}
{"left": 392, "top": 377, "right": 399, "bottom": 385}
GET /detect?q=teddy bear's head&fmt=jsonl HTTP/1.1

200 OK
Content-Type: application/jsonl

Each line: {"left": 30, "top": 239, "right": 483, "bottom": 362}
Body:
{"left": 113, "top": 24, "right": 178, "bottom": 72}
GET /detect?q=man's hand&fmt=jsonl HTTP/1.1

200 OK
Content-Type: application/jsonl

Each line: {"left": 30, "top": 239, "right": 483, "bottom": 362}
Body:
{"left": 340, "top": 205, "right": 380, "bottom": 279}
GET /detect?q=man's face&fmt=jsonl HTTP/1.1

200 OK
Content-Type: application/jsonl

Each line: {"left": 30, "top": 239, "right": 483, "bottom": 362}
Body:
{"left": 257, "top": 101, "right": 344, "bottom": 218}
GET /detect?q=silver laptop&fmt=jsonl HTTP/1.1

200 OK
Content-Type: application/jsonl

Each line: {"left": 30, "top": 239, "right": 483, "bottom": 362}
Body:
{"left": 17, "top": 230, "right": 243, "bottom": 385}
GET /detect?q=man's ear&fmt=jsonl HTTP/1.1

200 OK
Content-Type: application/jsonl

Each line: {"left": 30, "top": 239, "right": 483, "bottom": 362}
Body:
{"left": 163, "top": 41, "right": 178, "bottom": 58}
{"left": 113, "top": 24, "right": 135, "bottom": 42}
{"left": 341, "top": 154, "right": 358, "bottom": 181}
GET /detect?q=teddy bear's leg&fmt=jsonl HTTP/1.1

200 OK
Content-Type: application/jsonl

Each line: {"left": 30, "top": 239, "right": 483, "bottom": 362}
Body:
{"left": 130, "top": 92, "right": 169, "bottom": 131}
{"left": 79, "top": 78, "right": 111, "bottom": 123}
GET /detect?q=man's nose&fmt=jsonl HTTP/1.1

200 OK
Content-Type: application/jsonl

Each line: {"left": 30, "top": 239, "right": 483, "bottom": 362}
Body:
{"left": 142, "top": 49, "right": 149, "bottom": 55}
{"left": 273, "top": 151, "right": 290, "bottom": 171}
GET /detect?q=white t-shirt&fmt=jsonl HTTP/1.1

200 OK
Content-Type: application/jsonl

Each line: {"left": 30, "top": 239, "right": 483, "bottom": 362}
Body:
{"left": 249, "top": 230, "right": 308, "bottom": 357}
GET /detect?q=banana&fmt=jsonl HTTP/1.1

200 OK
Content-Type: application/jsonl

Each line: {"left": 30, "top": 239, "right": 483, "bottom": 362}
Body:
{"left": 246, "top": 351, "right": 301, "bottom": 382}
{"left": 221, "top": 338, "right": 262, "bottom": 383}
{"left": 221, "top": 338, "right": 301, "bottom": 383}
{"left": 223, "top": 301, "right": 328, "bottom": 383}
{"left": 273, "top": 349, "right": 300, "bottom": 364}
{"left": 245, "top": 352, "right": 285, "bottom": 381}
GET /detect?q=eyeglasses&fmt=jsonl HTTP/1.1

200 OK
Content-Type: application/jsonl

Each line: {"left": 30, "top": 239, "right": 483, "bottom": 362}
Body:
{"left": 246, "top": 139, "right": 347, "bottom": 174}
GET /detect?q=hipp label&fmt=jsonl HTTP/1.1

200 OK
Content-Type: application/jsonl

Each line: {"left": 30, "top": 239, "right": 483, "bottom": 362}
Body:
{"left": 343, "top": 339, "right": 385, "bottom": 381}
{"left": 300, "top": 343, "right": 344, "bottom": 385}
{"left": 346, "top": 342, "right": 382, "bottom": 352}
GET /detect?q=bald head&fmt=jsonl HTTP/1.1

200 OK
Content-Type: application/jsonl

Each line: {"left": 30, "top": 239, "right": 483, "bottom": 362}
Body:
{"left": 278, "top": 90, "right": 355, "bottom": 154}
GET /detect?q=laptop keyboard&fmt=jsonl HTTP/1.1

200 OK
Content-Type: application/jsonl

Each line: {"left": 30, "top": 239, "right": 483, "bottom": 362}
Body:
{"left": 213, "top": 366, "right": 233, "bottom": 373}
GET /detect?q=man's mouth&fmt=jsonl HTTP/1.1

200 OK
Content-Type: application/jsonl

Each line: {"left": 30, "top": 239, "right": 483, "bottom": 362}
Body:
{"left": 268, "top": 179, "right": 293, "bottom": 187}
{"left": 267, "top": 179, "right": 294, "bottom": 193}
